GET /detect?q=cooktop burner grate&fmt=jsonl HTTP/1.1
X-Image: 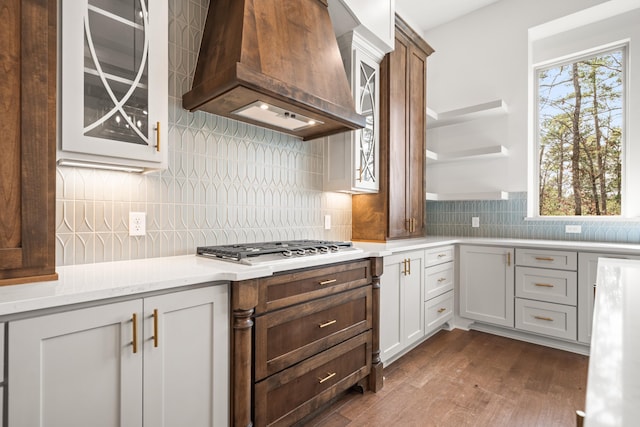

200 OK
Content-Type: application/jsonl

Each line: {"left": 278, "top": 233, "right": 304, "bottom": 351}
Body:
{"left": 197, "top": 240, "right": 354, "bottom": 263}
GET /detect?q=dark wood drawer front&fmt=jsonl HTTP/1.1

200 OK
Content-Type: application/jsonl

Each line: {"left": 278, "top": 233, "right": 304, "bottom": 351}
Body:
{"left": 255, "top": 286, "right": 372, "bottom": 380}
{"left": 256, "top": 260, "right": 372, "bottom": 313}
{"left": 255, "top": 331, "right": 371, "bottom": 427}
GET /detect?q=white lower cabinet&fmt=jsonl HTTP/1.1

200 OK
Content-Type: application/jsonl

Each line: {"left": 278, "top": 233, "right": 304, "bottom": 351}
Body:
{"left": 515, "top": 298, "right": 577, "bottom": 340}
{"left": 8, "top": 285, "right": 229, "bottom": 427}
{"left": 425, "top": 291, "right": 454, "bottom": 332}
{"left": 380, "top": 251, "right": 424, "bottom": 364}
{"left": 577, "top": 252, "right": 640, "bottom": 344}
{"left": 459, "top": 245, "right": 515, "bottom": 327}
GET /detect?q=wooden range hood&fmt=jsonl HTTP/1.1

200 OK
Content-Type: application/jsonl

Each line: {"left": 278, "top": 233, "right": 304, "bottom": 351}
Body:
{"left": 182, "top": 0, "right": 366, "bottom": 140}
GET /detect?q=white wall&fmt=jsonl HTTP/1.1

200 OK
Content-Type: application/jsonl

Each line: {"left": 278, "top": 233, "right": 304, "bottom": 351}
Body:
{"left": 422, "top": 0, "right": 611, "bottom": 196}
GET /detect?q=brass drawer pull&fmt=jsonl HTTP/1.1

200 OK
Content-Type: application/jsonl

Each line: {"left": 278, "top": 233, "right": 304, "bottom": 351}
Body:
{"left": 318, "top": 372, "right": 337, "bottom": 384}
{"left": 534, "top": 315, "right": 554, "bottom": 321}
{"left": 402, "top": 259, "right": 407, "bottom": 276}
{"left": 152, "top": 309, "right": 159, "bottom": 348}
{"left": 132, "top": 313, "right": 138, "bottom": 354}
{"left": 437, "top": 277, "right": 447, "bottom": 283}
{"left": 535, "top": 257, "right": 555, "bottom": 261}
{"left": 155, "top": 122, "right": 161, "bottom": 152}
{"left": 319, "top": 319, "right": 337, "bottom": 329}
{"left": 507, "top": 252, "right": 511, "bottom": 267}
{"left": 319, "top": 279, "right": 337, "bottom": 286}
{"left": 534, "top": 283, "right": 555, "bottom": 288}
{"left": 407, "top": 258, "right": 411, "bottom": 275}
{"left": 437, "top": 253, "right": 447, "bottom": 258}
{"left": 437, "top": 308, "right": 446, "bottom": 314}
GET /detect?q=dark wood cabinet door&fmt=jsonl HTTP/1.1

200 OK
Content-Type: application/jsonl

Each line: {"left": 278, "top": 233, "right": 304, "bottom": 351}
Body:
{"left": 407, "top": 43, "right": 427, "bottom": 237}
{"left": 0, "top": 0, "right": 57, "bottom": 285}
{"left": 387, "top": 32, "right": 409, "bottom": 239}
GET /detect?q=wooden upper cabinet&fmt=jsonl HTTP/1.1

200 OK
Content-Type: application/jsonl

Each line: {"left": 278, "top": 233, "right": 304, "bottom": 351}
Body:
{"left": 0, "top": 0, "right": 57, "bottom": 285}
{"left": 352, "top": 15, "right": 433, "bottom": 241}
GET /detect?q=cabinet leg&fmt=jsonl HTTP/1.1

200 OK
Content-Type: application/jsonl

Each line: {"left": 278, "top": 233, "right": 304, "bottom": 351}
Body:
{"left": 233, "top": 308, "right": 254, "bottom": 427}
{"left": 369, "top": 257, "right": 384, "bottom": 392}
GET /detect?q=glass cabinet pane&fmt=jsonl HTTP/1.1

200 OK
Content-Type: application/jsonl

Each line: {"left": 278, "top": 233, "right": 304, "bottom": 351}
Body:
{"left": 357, "top": 61, "right": 377, "bottom": 187}
{"left": 83, "top": 1, "right": 150, "bottom": 145}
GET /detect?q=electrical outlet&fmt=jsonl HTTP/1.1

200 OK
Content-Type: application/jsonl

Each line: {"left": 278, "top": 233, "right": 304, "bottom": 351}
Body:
{"left": 324, "top": 215, "right": 331, "bottom": 230}
{"left": 472, "top": 217, "right": 480, "bottom": 228}
{"left": 129, "top": 212, "right": 146, "bottom": 236}
{"left": 565, "top": 225, "right": 582, "bottom": 234}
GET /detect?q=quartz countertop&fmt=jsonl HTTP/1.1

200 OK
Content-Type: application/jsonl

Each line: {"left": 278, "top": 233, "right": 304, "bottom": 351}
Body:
{"left": 3, "top": 236, "right": 640, "bottom": 318}
{"left": 584, "top": 258, "right": 640, "bottom": 427}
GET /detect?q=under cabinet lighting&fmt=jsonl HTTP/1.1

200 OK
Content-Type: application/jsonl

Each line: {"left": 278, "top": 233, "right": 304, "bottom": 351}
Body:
{"left": 57, "top": 159, "right": 145, "bottom": 173}
{"left": 233, "top": 101, "right": 323, "bottom": 131}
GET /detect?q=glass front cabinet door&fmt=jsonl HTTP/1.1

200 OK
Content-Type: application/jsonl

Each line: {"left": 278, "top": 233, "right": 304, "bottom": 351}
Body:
{"left": 323, "top": 31, "right": 382, "bottom": 193}
{"left": 59, "top": 0, "right": 168, "bottom": 171}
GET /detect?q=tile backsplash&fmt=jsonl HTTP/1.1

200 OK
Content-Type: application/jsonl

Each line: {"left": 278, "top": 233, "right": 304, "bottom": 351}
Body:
{"left": 55, "top": 0, "right": 351, "bottom": 266}
{"left": 426, "top": 192, "right": 640, "bottom": 243}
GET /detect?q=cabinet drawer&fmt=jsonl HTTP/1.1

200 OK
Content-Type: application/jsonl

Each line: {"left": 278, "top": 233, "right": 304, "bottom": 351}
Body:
{"left": 515, "top": 298, "right": 577, "bottom": 340}
{"left": 515, "top": 267, "right": 577, "bottom": 305}
{"left": 515, "top": 249, "right": 577, "bottom": 270}
{"left": 255, "top": 331, "right": 371, "bottom": 427}
{"left": 255, "top": 287, "right": 371, "bottom": 380}
{"left": 425, "top": 262, "right": 454, "bottom": 300}
{"left": 425, "top": 290, "right": 453, "bottom": 333}
{"left": 425, "top": 245, "right": 455, "bottom": 267}
{"left": 256, "top": 259, "right": 372, "bottom": 313}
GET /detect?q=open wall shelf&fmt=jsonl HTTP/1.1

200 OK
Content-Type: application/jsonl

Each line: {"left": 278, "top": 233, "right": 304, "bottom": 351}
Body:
{"left": 426, "top": 145, "right": 508, "bottom": 164}
{"left": 427, "top": 99, "right": 508, "bottom": 128}
{"left": 425, "top": 191, "right": 510, "bottom": 201}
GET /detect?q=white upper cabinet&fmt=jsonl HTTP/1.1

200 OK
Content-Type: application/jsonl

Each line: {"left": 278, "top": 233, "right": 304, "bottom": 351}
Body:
{"left": 59, "top": 0, "right": 168, "bottom": 172}
{"left": 323, "top": 31, "right": 382, "bottom": 193}
{"left": 328, "top": 0, "right": 395, "bottom": 54}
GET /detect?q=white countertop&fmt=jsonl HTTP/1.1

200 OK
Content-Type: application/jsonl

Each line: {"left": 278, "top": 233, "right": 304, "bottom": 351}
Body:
{"left": 585, "top": 258, "right": 640, "bottom": 427}
{"left": 3, "top": 236, "right": 640, "bottom": 318}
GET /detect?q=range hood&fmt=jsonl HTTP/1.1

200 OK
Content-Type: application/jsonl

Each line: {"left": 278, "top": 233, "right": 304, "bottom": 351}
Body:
{"left": 182, "top": 0, "right": 366, "bottom": 140}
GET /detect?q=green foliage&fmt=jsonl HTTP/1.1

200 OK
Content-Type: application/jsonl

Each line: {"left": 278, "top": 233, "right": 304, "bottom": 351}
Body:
{"left": 538, "top": 50, "right": 623, "bottom": 216}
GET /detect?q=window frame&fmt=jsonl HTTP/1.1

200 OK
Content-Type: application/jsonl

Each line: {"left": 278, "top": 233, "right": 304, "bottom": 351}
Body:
{"left": 530, "top": 41, "right": 629, "bottom": 220}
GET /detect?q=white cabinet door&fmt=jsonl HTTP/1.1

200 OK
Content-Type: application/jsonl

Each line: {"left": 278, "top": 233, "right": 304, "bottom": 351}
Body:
{"left": 59, "top": 0, "right": 168, "bottom": 170}
{"left": 577, "top": 252, "right": 640, "bottom": 344}
{"left": 460, "top": 245, "right": 515, "bottom": 328}
{"left": 380, "top": 251, "right": 424, "bottom": 363}
{"left": 143, "top": 286, "right": 229, "bottom": 427}
{"left": 9, "top": 300, "right": 144, "bottom": 427}
{"left": 324, "top": 32, "right": 382, "bottom": 193}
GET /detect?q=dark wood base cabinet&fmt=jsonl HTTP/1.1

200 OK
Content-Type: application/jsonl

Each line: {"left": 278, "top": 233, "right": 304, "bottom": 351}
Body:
{"left": 231, "top": 258, "right": 384, "bottom": 426}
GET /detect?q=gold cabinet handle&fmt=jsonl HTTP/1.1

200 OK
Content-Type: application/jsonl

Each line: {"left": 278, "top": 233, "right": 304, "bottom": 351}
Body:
{"left": 152, "top": 309, "right": 159, "bottom": 348}
{"left": 407, "top": 258, "right": 411, "bottom": 275}
{"left": 507, "top": 252, "right": 511, "bottom": 267}
{"left": 437, "top": 277, "right": 447, "bottom": 283}
{"left": 132, "top": 313, "right": 138, "bottom": 354}
{"left": 319, "top": 279, "right": 337, "bottom": 286}
{"left": 155, "top": 121, "right": 161, "bottom": 152}
{"left": 534, "top": 315, "right": 554, "bottom": 321}
{"left": 534, "top": 283, "right": 554, "bottom": 288}
{"left": 535, "top": 257, "right": 554, "bottom": 261}
{"left": 319, "top": 319, "right": 337, "bottom": 329}
{"left": 401, "top": 259, "right": 407, "bottom": 276}
{"left": 437, "top": 253, "right": 447, "bottom": 258}
{"left": 357, "top": 167, "right": 362, "bottom": 182}
{"left": 437, "top": 308, "right": 446, "bottom": 313}
{"left": 318, "top": 372, "right": 337, "bottom": 384}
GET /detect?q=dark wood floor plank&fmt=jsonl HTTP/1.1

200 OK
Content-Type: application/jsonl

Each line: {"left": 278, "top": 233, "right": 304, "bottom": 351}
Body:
{"left": 307, "top": 329, "right": 588, "bottom": 427}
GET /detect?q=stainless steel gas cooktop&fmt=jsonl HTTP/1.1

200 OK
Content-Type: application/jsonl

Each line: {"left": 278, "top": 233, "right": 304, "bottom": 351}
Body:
{"left": 196, "top": 240, "right": 361, "bottom": 266}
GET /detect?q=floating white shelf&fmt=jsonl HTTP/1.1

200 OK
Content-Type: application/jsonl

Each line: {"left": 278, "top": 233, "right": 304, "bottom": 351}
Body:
{"left": 426, "top": 145, "right": 508, "bottom": 164}
{"left": 425, "top": 191, "right": 510, "bottom": 201}
{"left": 427, "top": 99, "right": 508, "bottom": 128}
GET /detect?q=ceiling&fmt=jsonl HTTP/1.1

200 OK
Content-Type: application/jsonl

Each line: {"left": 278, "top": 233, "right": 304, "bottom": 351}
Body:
{"left": 396, "top": 0, "right": 501, "bottom": 32}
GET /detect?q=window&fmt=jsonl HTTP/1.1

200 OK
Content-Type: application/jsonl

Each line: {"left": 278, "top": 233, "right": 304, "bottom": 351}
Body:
{"left": 536, "top": 47, "right": 625, "bottom": 216}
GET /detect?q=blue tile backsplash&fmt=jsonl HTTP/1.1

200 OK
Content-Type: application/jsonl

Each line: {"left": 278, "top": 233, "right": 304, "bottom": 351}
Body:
{"left": 426, "top": 192, "right": 640, "bottom": 243}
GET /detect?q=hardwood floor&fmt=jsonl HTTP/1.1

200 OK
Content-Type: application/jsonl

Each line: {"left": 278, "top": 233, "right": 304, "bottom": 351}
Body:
{"left": 308, "top": 329, "right": 588, "bottom": 427}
